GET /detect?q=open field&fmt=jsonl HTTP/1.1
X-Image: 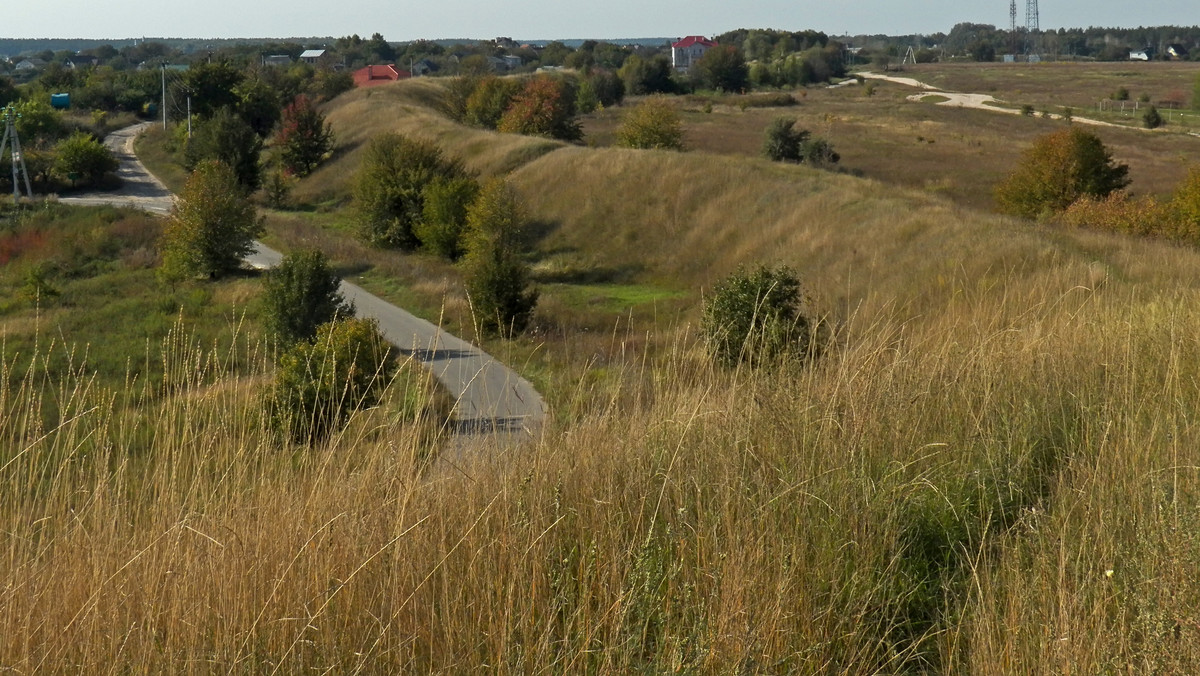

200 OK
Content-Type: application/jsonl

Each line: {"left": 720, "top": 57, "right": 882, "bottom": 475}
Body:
{"left": 12, "top": 66, "right": 1200, "bottom": 670}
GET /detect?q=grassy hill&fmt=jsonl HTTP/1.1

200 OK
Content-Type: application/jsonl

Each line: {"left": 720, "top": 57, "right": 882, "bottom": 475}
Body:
{"left": 9, "top": 68, "right": 1200, "bottom": 671}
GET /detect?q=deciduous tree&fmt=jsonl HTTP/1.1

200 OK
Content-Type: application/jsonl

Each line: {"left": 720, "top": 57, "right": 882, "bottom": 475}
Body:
{"left": 995, "top": 127, "right": 1130, "bottom": 219}
{"left": 497, "top": 76, "right": 581, "bottom": 141}
{"left": 692, "top": 45, "right": 749, "bottom": 92}
{"left": 184, "top": 106, "right": 263, "bottom": 191}
{"left": 277, "top": 95, "right": 334, "bottom": 177}
{"left": 262, "top": 248, "right": 354, "bottom": 345}
{"left": 159, "top": 160, "right": 263, "bottom": 281}
{"left": 353, "top": 133, "right": 466, "bottom": 249}
{"left": 53, "top": 132, "right": 117, "bottom": 187}
{"left": 460, "top": 178, "right": 538, "bottom": 338}
{"left": 616, "top": 96, "right": 684, "bottom": 150}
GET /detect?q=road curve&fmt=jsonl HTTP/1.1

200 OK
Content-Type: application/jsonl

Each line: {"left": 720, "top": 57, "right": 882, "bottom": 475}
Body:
{"left": 62, "top": 123, "right": 547, "bottom": 436}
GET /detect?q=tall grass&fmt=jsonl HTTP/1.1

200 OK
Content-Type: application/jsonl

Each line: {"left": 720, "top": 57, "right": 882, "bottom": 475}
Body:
{"left": 6, "top": 258, "right": 1200, "bottom": 670}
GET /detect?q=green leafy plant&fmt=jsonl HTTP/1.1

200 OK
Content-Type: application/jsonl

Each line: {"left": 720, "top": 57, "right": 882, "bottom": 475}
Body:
{"left": 1143, "top": 104, "right": 1163, "bottom": 129}
{"left": 616, "top": 97, "right": 684, "bottom": 151}
{"left": 277, "top": 95, "right": 334, "bottom": 177}
{"left": 53, "top": 131, "right": 117, "bottom": 187}
{"left": 460, "top": 178, "right": 538, "bottom": 338}
{"left": 266, "top": 317, "right": 396, "bottom": 444}
{"left": 702, "top": 264, "right": 818, "bottom": 367}
{"left": 262, "top": 248, "right": 354, "bottom": 345}
{"left": 416, "top": 176, "right": 480, "bottom": 260}
{"left": 159, "top": 160, "right": 264, "bottom": 281}
{"left": 353, "top": 133, "right": 466, "bottom": 250}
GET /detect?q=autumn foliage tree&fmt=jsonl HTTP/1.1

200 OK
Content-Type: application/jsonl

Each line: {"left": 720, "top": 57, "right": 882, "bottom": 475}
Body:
{"left": 994, "top": 127, "right": 1130, "bottom": 219}
{"left": 497, "top": 76, "right": 581, "bottom": 141}
{"left": 277, "top": 95, "right": 334, "bottom": 177}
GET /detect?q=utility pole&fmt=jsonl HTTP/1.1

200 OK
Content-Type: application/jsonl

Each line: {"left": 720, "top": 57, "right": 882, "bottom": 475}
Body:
{"left": 161, "top": 62, "right": 168, "bottom": 130}
{"left": 0, "top": 105, "right": 34, "bottom": 201}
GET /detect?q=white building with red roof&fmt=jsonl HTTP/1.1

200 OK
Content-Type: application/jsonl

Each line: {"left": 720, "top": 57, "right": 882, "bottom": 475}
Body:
{"left": 671, "top": 36, "right": 716, "bottom": 73}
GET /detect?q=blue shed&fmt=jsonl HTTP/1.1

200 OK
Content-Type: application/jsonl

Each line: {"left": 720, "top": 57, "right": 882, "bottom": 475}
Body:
{"left": 50, "top": 93, "right": 70, "bottom": 109}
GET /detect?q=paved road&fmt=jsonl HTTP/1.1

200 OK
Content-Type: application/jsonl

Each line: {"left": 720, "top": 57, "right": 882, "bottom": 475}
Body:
{"left": 62, "top": 124, "right": 547, "bottom": 436}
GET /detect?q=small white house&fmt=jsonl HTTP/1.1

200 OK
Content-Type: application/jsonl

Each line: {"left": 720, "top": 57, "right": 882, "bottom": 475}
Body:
{"left": 300, "top": 49, "right": 326, "bottom": 65}
{"left": 1129, "top": 49, "right": 1152, "bottom": 61}
{"left": 671, "top": 36, "right": 716, "bottom": 73}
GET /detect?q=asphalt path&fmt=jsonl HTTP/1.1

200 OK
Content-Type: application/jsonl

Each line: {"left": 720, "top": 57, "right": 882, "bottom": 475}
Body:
{"left": 61, "top": 123, "right": 546, "bottom": 436}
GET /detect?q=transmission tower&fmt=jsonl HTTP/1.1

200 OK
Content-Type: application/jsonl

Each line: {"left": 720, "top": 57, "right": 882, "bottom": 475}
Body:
{"left": 1010, "top": 0, "right": 1019, "bottom": 54}
{"left": 1025, "top": 0, "right": 1040, "bottom": 58}
{"left": 0, "top": 105, "right": 34, "bottom": 201}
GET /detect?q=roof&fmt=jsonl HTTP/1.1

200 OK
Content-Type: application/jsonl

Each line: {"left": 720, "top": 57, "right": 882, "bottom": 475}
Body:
{"left": 352, "top": 64, "right": 410, "bottom": 87}
{"left": 300, "top": 49, "right": 326, "bottom": 59}
{"left": 672, "top": 36, "right": 715, "bottom": 49}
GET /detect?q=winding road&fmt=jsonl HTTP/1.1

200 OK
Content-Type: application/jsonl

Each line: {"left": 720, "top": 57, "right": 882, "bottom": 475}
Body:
{"left": 61, "top": 123, "right": 546, "bottom": 436}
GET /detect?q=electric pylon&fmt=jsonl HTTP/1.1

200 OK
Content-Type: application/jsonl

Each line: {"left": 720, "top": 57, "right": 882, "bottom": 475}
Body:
{"left": 1025, "top": 0, "right": 1040, "bottom": 57}
{"left": 0, "top": 104, "right": 34, "bottom": 201}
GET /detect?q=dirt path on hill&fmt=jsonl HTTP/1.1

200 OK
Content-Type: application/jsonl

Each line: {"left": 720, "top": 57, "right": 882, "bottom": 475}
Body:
{"left": 858, "top": 71, "right": 1130, "bottom": 128}
{"left": 61, "top": 124, "right": 546, "bottom": 437}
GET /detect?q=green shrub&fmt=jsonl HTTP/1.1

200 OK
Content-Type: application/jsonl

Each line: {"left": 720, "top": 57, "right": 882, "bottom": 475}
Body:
{"left": 353, "top": 133, "right": 466, "bottom": 250}
{"left": 465, "top": 76, "right": 523, "bottom": 129}
{"left": 53, "top": 131, "right": 118, "bottom": 187}
{"left": 416, "top": 176, "right": 480, "bottom": 260}
{"left": 460, "top": 178, "right": 538, "bottom": 338}
{"left": 616, "top": 97, "right": 684, "bottom": 151}
{"left": 762, "top": 117, "right": 808, "bottom": 162}
{"left": 702, "top": 264, "right": 818, "bottom": 367}
{"left": 262, "top": 249, "right": 354, "bottom": 345}
{"left": 994, "top": 127, "right": 1130, "bottom": 219}
{"left": 184, "top": 107, "right": 263, "bottom": 191}
{"left": 266, "top": 317, "right": 396, "bottom": 444}
{"left": 1143, "top": 104, "right": 1163, "bottom": 129}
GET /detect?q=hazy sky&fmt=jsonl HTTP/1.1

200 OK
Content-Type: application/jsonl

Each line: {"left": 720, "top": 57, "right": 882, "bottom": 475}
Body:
{"left": 8, "top": 0, "right": 1199, "bottom": 40}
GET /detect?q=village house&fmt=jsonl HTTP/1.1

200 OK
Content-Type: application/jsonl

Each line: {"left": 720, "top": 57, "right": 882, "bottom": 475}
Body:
{"left": 352, "top": 64, "right": 410, "bottom": 88}
{"left": 671, "top": 36, "right": 715, "bottom": 73}
{"left": 300, "top": 49, "right": 326, "bottom": 65}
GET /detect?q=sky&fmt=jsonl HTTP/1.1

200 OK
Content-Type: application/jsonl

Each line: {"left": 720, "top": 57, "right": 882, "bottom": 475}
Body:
{"left": 7, "top": 0, "right": 1199, "bottom": 41}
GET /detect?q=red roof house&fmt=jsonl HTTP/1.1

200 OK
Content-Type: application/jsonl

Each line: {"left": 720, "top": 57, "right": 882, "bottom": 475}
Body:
{"left": 353, "top": 64, "right": 411, "bottom": 88}
{"left": 671, "top": 36, "right": 716, "bottom": 72}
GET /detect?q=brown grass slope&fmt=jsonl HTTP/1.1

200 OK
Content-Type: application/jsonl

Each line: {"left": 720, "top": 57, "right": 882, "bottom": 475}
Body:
{"left": 12, "top": 78, "right": 1200, "bottom": 671}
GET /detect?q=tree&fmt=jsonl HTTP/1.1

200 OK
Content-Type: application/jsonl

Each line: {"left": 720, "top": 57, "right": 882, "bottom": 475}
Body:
{"left": 702, "top": 264, "right": 817, "bottom": 367}
{"left": 497, "top": 76, "right": 581, "bottom": 141}
{"left": 616, "top": 97, "right": 685, "bottom": 150}
{"left": 184, "top": 61, "right": 245, "bottom": 119}
{"left": 159, "top": 160, "right": 264, "bottom": 281}
{"left": 267, "top": 317, "right": 395, "bottom": 444}
{"left": 460, "top": 178, "right": 538, "bottom": 338}
{"left": 184, "top": 107, "right": 263, "bottom": 191}
{"left": 693, "top": 45, "right": 749, "bottom": 92}
{"left": 235, "top": 77, "right": 282, "bottom": 137}
{"left": 353, "top": 133, "right": 466, "bottom": 249}
{"left": 277, "top": 95, "right": 334, "bottom": 177}
{"left": 618, "top": 54, "right": 675, "bottom": 95}
{"left": 464, "top": 76, "right": 523, "bottom": 129}
{"left": 416, "top": 176, "right": 480, "bottom": 259}
{"left": 1143, "top": 104, "right": 1163, "bottom": 129}
{"left": 994, "top": 127, "right": 1131, "bottom": 219}
{"left": 262, "top": 249, "right": 354, "bottom": 345}
{"left": 762, "top": 118, "right": 809, "bottom": 162}
{"left": 53, "top": 132, "right": 117, "bottom": 187}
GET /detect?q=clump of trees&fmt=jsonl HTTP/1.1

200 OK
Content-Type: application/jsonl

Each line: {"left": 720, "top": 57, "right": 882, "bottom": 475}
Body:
{"left": 496, "top": 76, "right": 582, "bottom": 141}
{"left": 353, "top": 132, "right": 468, "bottom": 249}
{"left": 994, "top": 127, "right": 1130, "bottom": 219}
{"left": 460, "top": 178, "right": 538, "bottom": 338}
{"left": 159, "top": 160, "right": 263, "bottom": 281}
{"left": 692, "top": 45, "right": 749, "bottom": 92}
{"left": 183, "top": 107, "right": 263, "bottom": 191}
{"left": 615, "top": 97, "right": 684, "bottom": 150}
{"left": 52, "top": 131, "right": 117, "bottom": 187}
{"left": 702, "top": 264, "right": 819, "bottom": 367}
{"left": 762, "top": 117, "right": 839, "bottom": 165}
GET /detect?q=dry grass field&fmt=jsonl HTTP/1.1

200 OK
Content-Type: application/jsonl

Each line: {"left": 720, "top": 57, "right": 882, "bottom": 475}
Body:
{"left": 9, "top": 64, "right": 1200, "bottom": 671}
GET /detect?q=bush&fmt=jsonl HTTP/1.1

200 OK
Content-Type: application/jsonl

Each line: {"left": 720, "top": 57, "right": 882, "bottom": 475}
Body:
{"left": 266, "top": 317, "right": 395, "bottom": 444}
{"left": 762, "top": 118, "right": 839, "bottom": 165}
{"left": 702, "top": 264, "right": 818, "bottom": 367}
{"left": 1143, "top": 104, "right": 1163, "bottom": 129}
{"left": 262, "top": 248, "right": 354, "bottom": 345}
{"left": 53, "top": 131, "right": 118, "bottom": 187}
{"left": 692, "top": 45, "right": 749, "bottom": 93}
{"left": 1168, "top": 166, "right": 1200, "bottom": 241}
{"left": 616, "top": 97, "right": 684, "bottom": 150}
{"left": 1060, "top": 192, "right": 1170, "bottom": 238}
{"left": 416, "top": 176, "right": 480, "bottom": 260}
{"left": 159, "top": 160, "right": 264, "bottom": 281}
{"left": 762, "top": 118, "right": 809, "bottom": 162}
{"left": 460, "top": 178, "right": 538, "bottom": 338}
{"left": 353, "top": 133, "right": 466, "bottom": 250}
{"left": 497, "top": 76, "right": 582, "bottom": 141}
{"left": 994, "top": 127, "right": 1130, "bottom": 219}
{"left": 464, "top": 76, "right": 523, "bottom": 129}
{"left": 277, "top": 95, "right": 334, "bottom": 177}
